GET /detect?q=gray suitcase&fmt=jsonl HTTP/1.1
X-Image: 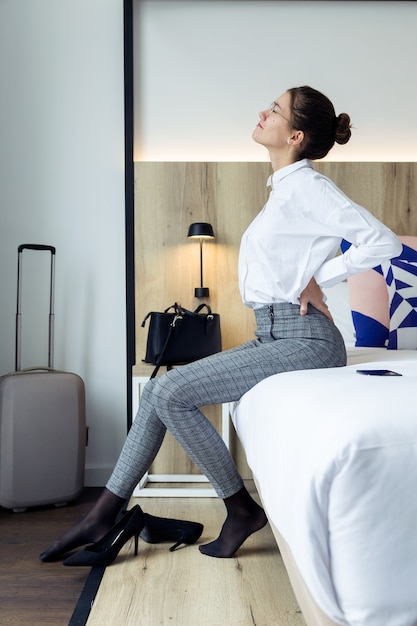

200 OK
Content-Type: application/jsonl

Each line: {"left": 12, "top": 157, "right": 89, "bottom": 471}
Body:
{"left": 0, "top": 244, "right": 86, "bottom": 511}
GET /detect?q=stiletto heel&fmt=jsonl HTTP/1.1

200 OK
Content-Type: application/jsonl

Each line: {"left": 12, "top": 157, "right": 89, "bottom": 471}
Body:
{"left": 62, "top": 505, "right": 145, "bottom": 567}
{"left": 169, "top": 539, "right": 184, "bottom": 552}
{"left": 140, "top": 513, "right": 203, "bottom": 551}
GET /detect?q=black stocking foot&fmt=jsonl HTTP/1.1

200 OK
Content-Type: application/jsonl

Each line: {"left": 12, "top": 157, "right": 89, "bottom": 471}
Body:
{"left": 39, "top": 517, "right": 115, "bottom": 562}
{"left": 199, "top": 504, "right": 267, "bottom": 558}
{"left": 39, "top": 489, "right": 125, "bottom": 562}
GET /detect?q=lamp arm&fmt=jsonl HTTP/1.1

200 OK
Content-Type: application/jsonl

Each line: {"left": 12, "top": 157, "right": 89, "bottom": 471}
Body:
{"left": 199, "top": 238, "right": 203, "bottom": 288}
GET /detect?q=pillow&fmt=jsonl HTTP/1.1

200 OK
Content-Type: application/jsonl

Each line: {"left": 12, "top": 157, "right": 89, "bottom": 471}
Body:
{"left": 346, "top": 266, "right": 389, "bottom": 347}
{"left": 322, "top": 281, "right": 356, "bottom": 346}
{"left": 381, "top": 236, "right": 417, "bottom": 350}
{"left": 342, "top": 236, "right": 417, "bottom": 349}
{"left": 341, "top": 239, "right": 389, "bottom": 347}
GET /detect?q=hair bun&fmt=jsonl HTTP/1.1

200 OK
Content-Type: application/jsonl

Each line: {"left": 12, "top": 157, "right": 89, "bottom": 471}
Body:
{"left": 335, "top": 113, "right": 352, "bottom": 145}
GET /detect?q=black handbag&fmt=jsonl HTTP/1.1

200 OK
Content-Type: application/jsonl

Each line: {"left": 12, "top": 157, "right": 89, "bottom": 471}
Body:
{"left": 141, "top": 303, "right": 222, "bottom": 377}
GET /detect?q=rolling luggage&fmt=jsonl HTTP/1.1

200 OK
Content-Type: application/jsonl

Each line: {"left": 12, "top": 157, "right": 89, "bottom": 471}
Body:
{"left": 0, "top": 244, "right": 86, "bottom": 511}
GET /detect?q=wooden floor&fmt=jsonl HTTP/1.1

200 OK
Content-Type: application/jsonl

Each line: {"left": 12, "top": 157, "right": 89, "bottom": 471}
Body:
{"left": 0, "top": 483, "right": 306, "bottom": 626}
{"left": 87, "top": 483, "right": 306, "bottom": 626}
{"left": 0, "top": 487, "right": 102, "bottom": 626}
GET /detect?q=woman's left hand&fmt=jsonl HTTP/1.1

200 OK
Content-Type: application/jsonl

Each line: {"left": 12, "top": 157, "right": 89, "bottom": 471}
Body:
{"left": 299, "top": 277, "right": 333, "bottom": 321}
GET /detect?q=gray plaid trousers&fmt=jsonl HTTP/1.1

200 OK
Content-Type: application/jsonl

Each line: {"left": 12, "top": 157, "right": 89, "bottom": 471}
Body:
{"left": 107, "top": 303, "right": 346, "bottom": 499}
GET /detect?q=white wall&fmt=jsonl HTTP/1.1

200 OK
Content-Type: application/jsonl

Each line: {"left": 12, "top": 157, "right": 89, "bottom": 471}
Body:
{"left": 0, "top": 0, "right": 127, "bottom": 486}
{"left": 1, "top": 0, "right": 415, "bottom": 488}
{"left": 135, "top": 0, "right": 417, "bottom": 162}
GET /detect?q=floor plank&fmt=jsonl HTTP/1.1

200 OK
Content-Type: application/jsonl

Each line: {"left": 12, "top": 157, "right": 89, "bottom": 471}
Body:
{"left": 86, "top": 485, "right": 306, "bottom": 626}
{"left": 0, "top": 488, "right": 102, "bottom": 626}
{"left": 0, "top": 484, "right": 306, "bottom": 625}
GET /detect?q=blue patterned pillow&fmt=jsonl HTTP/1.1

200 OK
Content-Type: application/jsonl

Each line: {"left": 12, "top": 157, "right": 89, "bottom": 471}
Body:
{"left": 381, "top": 241, "right": 417, "bottom": 349}
{"left": 341, "top": 237, "right": 417, "bottom": 349}
{"left": 350, "top": 308, "right": 388, "bottom": 347}
{"left": 341, "top": 239, "right": 389, "bottom": 347}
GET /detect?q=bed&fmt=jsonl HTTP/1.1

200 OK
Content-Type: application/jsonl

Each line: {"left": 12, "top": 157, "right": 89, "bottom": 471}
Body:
{"left": 231, "top": 238, "right": 417, "bottom": 626}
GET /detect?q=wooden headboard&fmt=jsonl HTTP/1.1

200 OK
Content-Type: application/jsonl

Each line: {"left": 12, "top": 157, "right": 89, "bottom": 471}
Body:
{"left": 134, "top": 162, "right": 417, "bottom": 475}
{"left": 135, "top": 162, "right": 417, "bottom": 357}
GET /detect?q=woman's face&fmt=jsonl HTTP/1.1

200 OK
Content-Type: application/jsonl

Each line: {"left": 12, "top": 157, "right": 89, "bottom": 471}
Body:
{"left": 252, "top": 91, "right": 293, "bottom": 150}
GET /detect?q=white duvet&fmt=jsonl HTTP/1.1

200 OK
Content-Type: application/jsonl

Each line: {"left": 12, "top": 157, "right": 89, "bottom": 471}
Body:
{"left": 232, "top": 348, "right": 417, "bottom": 626}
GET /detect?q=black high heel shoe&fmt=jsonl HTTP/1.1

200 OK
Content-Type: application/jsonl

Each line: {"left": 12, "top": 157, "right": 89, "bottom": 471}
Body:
{"left": 62, "top": 505, "right": 145, "bottom": 567}
{"left": 140, "top": 513, "right": 204, "bottom": 551}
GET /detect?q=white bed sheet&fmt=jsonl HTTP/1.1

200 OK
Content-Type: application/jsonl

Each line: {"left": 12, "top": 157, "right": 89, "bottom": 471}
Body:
{"left": 232, "top": 348, "right": 417, "bottom": 626}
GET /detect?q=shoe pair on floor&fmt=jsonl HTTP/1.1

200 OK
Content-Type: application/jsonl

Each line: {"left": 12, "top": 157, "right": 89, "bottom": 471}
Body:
{"left": 62, "top": 505, "right": 204, "bottom": 567}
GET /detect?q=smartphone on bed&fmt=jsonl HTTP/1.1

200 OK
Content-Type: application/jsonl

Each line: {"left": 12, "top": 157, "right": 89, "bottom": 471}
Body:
{"left": 356, "top": 369, "right": 402, "bottom": 376}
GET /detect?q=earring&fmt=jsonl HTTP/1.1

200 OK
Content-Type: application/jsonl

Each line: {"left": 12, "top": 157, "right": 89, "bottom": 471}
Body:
{"left": 287, "top": 138, "right": 291, "bottom": 144}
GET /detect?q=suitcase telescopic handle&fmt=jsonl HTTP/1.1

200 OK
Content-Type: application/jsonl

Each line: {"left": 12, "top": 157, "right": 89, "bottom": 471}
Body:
{"left": 18, "top": 244, "right": 56, "bottom": 254}
{"left": 15, "top": 245, "right": 56, "bottom": 371}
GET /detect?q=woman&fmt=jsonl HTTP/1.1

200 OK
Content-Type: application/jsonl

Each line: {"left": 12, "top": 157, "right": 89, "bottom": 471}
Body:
{"left": 41, "top": 86, "right": 401, "bottom": 565}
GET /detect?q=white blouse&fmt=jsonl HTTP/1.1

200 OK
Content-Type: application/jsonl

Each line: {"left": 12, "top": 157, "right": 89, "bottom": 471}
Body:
{"left": 238, "top": 159, "right": 402, "bottom": 309}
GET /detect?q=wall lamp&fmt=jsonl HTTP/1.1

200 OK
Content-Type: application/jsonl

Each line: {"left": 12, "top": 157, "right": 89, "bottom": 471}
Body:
{"left": 187, "top": 222, "right": 215, "bottom": 298}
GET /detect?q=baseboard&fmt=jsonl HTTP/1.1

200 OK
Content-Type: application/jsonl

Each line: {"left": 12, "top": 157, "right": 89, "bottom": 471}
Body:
{"left": 69, "top": 566, "right": 106, "bottom": 626}
{"left": 84, "top": 465, "right": 113, "bottom": 487}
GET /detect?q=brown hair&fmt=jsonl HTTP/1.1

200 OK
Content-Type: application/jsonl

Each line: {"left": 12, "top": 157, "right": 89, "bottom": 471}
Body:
{"left": 287, "top": 86, "right": 352, "bottom": 160}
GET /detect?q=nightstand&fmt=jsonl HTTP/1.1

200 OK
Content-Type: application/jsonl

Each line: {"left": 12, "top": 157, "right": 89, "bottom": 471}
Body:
{"left": 131, "top": 364, "right": 231, "bottom": 497}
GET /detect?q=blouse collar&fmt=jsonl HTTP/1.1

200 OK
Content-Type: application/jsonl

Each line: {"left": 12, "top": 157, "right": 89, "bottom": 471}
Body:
{"left": 267, "top": 158, "right": 313, "bottom": 188}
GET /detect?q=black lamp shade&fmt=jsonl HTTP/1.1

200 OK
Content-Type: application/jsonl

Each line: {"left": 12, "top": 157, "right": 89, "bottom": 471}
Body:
{"left": 187, "top": 223, "right": 215, "bottom": 298}
{"left": 187, "top": 222, "right": 215, "bottom": 239}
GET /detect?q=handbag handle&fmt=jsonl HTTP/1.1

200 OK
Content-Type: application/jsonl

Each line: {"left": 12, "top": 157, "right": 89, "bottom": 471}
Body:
{"left": 164, "top": 302, "right": 183, "bottom": 314}
{"left": 193, "top": 303, "right": 212, "bottom": 315}
{"left": 141, "top": 303, "right": 184, "bottom": 328}
{"left": 150, "top": 306, "right": 184, "bottom": 378}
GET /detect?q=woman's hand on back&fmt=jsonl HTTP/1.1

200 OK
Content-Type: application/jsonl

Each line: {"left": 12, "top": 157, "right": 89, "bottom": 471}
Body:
{"left": 299, "top": 277, "right": 333, "bottom": 321}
